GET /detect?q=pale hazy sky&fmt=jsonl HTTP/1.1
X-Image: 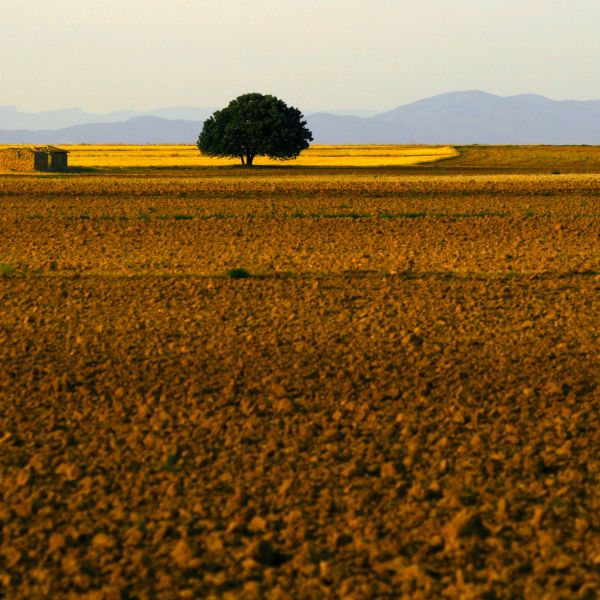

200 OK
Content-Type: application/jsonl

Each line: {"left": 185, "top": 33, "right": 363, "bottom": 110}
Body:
{"left": 2, "top": 0, "right": 600, "bottom": 112}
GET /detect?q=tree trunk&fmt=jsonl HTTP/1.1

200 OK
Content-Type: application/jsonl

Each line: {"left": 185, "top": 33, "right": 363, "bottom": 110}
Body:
{"left": 240, "top": 155, "right": 246, "bottom": 165}
{"left": 246, "top": 154, "right": 254, "bottom": 167}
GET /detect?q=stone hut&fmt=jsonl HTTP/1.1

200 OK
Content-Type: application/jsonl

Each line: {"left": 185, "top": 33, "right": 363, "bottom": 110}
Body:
{"left": 0, "top": 146, "right": 69, "bottom": 172}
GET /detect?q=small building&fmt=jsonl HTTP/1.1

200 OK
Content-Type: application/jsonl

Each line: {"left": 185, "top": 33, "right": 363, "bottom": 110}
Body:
{"left": 0, "top": 146, "right": 69, "bottom": 172}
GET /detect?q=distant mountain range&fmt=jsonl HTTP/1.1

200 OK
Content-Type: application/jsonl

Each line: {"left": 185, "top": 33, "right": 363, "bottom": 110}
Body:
{"left": 0, "top": 105, "right": 216, "bottom": 131}
{"left": 0, "top": 117, "right": 205, "bottom": 145}
{"left": 1, "top": 91, "right": 599, "bottom": 144}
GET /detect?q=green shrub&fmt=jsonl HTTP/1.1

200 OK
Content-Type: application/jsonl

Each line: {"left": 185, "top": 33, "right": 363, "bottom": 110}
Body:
{"left": 227, "top": 268, "right": 250, "bottom": 279}
{"left": 0, "top": 264, "right": 14, "bottom": 278}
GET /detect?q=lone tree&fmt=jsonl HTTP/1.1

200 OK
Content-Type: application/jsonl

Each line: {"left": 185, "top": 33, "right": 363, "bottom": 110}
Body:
{"left": 197, "top": 93, "right": 313, "bottom": 167}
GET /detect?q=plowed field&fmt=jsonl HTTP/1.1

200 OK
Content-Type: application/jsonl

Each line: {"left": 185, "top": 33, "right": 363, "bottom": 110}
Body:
{"left": 1, "top": 147, "right": 599, "bottom": 599}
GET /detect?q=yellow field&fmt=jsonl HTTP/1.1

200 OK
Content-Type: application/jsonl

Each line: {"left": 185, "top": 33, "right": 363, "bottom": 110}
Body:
{"left": 57, "top": 144, "right": 458, "bottom": 168}
{"left": 5, "top": 144, "right": 600, "bottom": 171}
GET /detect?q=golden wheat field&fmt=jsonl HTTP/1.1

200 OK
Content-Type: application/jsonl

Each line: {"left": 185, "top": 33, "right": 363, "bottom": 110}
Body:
{"left": 0, "top": 144, "right": 457, "bottom": 169}
{"left": 0, "top": 146, "right": 599, "bottom": 599}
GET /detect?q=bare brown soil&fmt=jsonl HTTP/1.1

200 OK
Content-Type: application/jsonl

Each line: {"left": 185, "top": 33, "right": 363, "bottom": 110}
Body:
{"left": 431, "top": 145, "right": 600, "bottom": 174}
{"left": 0, "top": 149, "right": 599, "bottom": 598}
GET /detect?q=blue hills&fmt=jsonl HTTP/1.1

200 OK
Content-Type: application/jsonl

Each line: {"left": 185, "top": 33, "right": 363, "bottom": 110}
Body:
{"left": 1, "top": 91, "right": 599, "bottom": 144}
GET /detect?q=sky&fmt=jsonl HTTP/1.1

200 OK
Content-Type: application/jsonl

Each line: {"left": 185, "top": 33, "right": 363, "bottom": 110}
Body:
{"left": 2, "top": 0, "right": 600, "bottom": 113}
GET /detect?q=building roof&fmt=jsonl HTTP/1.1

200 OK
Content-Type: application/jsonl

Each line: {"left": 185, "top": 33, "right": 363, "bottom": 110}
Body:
{"left": 0, "top": 146, "right": 69, "bottom": 154}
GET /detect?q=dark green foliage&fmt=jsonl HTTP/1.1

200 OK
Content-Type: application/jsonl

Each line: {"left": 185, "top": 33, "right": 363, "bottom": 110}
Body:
{"left": 227, "top": 268, "right": 250, "bottom": 279}
{"left": 197, "top": 93, "right": 313, "bottom": 167}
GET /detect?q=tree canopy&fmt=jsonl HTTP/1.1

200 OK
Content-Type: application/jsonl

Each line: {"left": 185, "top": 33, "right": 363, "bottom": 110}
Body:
{"left": 197, "top": 93, "right": 313, "bottom": 166}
